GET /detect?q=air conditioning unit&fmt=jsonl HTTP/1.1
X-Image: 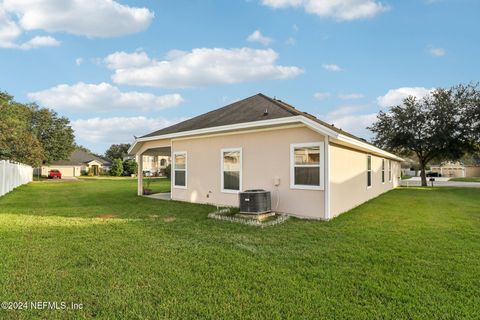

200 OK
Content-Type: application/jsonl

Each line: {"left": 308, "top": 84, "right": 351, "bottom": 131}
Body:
{"left": 239, "top": 189, "right": 271, "bottom": 214}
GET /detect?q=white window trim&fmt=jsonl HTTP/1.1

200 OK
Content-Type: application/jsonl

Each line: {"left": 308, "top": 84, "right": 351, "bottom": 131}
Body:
{"left": 382, "top": 159, "right": 385, "bottom": 184}
{"left": 290, "top": 142, "right": 325, "bottom": 191}
{"left": 220, "top": 148, "right": 242, "bottom": 194}
{"left": 173, "top": 151, "right": 187, "bottom": 189}
{"left": 389, "top": 160, "right": 392, "bottom": 182}
{"left": 367, "top": 155, "right": 372, "bottom": 189}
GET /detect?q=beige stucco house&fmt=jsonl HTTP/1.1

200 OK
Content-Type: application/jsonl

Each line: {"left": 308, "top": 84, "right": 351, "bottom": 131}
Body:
{"left": 430, "top": 161, "right": 480, "bottom": 178}
{"left": 41, "top": 149, "right": 112, "bottom": 177}
{"left": 129, "top": 94, "right": 402, "bottom": 219}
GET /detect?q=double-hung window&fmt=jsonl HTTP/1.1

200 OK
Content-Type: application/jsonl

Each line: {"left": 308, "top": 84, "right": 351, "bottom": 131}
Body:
{"left": 290, "top": 142, "right": 324, "bottom": 190}
{"left": 367, "top": 155, "right": 372, "bottom": 188}
{"left": 382, "top": 159, "right": 385, "bottom": 183}
{"left": 221, "top": 148, "right": 242, "bottom": 193}
{"left": 173, "top": 152, "right": 187, "bottom": 188}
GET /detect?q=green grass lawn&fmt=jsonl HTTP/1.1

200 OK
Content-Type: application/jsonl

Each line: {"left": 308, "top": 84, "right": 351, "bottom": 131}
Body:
{"left": 401, "top": 175, "right": 413, "bottom": 180}
{"left": 78, "top": 176, "right": 171, "bottom": 194}
{"left": 0, "top": 180, "right": 479, "bottom": 319}
{"left": 450, "top": 177, "right": 480, "bottom": 182}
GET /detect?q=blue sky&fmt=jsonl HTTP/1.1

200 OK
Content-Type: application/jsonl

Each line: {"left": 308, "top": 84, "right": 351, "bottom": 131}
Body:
{"left": 1, "top": 0, "right": 479, "bottom": 154}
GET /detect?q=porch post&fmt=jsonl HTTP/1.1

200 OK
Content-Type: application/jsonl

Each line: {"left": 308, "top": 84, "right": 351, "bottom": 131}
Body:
{"left": 137, "top": 153, "right": 143, "bottom": 196}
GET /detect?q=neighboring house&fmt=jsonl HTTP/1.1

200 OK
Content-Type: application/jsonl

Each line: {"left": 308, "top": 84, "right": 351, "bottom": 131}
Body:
{"left": 41, "top": 149, "right": 112, "bottom": 177}
{"left": 430, "top": 161, "right": 480, "bottom": 178}
{"left": 129, "top": 94, "right": 403, "bottom": 219}
{"left": 142, "top": 155, "right": 170, "bottom": 175}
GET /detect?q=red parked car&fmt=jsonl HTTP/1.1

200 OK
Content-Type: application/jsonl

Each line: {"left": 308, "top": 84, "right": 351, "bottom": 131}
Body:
{"left": 48, "top": 170, "right": 62, "bottom": 179}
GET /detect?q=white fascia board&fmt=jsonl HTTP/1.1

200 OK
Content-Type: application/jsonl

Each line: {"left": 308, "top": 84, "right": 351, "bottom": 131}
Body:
{"left": 127, "top": 143, "right": 136, "bottom": 155}
{"left": 128, "top": 116, "right": 315, "bottom": 155}
{"left": 334, "top": 134, "right": 404, "bottom": 162}
{"left": 128, "top": 115, "right": 402, "bottom": 161}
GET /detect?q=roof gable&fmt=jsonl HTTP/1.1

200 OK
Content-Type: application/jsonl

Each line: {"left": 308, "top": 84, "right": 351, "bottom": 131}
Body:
{"left": 141, "top": 93, "right": 369, "bottom": 144}
{"left": 141, "top": 94, "right": 297, "bottom": 138}
{"left": 132, "top": 93, "right": 402, "bottom": 161}
{"left": 48, "top": 149, "right": 112, "bottom": 166}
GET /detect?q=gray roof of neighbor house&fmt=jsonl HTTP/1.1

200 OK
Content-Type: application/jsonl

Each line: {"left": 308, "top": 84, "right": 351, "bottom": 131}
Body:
{"left": 141, "top": 93, "right": 369, "bottom": 144}
{"left": 48, "top": 149, "right": 112, "bottom": 166}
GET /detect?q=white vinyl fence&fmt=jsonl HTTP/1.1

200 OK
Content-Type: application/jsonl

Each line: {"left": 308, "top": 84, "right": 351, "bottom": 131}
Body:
{"left": 0, "top": 160, "right": 33, "bottom": 197}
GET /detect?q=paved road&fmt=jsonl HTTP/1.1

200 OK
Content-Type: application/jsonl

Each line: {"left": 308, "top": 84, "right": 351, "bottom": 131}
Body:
{"left": 401, "top": 177, "right": 480, "bottom": 188}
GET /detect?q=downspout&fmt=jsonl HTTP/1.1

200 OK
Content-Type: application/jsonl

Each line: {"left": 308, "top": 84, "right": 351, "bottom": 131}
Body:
{"left": 324, "top": 136, "right": 331, "bottom": 220}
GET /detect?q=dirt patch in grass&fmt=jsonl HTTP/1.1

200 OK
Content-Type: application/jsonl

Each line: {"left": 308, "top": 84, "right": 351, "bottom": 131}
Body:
{"left": 163, "top": 216, "right": 176, "bottom": 223}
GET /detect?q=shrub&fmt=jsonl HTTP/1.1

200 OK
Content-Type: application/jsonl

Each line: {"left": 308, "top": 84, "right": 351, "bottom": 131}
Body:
{"left": 164, "top": 164, "right": 171, "bottom": 179}
{"left": 123, "top": 159, "right": 138, "bottom": 176}
{"left": 110, "top": 159, "right": 123, "bottom": 176}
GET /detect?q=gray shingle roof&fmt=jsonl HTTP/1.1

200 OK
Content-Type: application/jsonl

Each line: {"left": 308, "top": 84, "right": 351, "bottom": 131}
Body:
{"left": 49, "top": 149, "right": 112, "bottom": 166}
{"left": 141, "top": 93, "right": 370, "bottom": 144}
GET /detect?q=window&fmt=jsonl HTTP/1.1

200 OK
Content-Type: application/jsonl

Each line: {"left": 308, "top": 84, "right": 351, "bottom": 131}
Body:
{"left": 367, "top": 155, "right": 372, "bottom": 188}
{"left": 389, "top": 160, "right": 392, "bottom": 182}
{"left": 290, "top": 142, "right": 324, "bottom": 190}
{"left": 382, "top": 159, "right": 385, "bottom": 183}
{"left": 173, "top": 152, "right": 187, "bottom": 188}
{"left": 160, "top": 158, "right": 166, "bottom": 166}
{"left": 221, "top": 148, "right": 242, "bottom": 193}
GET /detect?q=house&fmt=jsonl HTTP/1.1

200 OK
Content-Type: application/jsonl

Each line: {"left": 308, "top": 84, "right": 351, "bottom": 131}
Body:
{"left": 142, "top": 155, "right": 170, "bottom": 176}
{"left": 128, "top": 94, "right": 403, "bottom": 219}
{"left": 41, "top": 149, "right": 112, "bottom": 177}
{"left": 124, "top": 155, "right": 170, "bottom": 176}
{"left": 430, "top": 161, "right": 480, "bottom": 178}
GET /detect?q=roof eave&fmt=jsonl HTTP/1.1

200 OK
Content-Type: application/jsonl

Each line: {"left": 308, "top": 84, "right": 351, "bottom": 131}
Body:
{"left": 128, "top": 115, "right": 403, "bottom": 161}
{"left": 128, "top": 116, "right": 313, "bottom": 155}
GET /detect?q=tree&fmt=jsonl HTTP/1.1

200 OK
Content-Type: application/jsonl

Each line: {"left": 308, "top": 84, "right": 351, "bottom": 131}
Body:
{"left": 30, "top": 105, "right": 75, "bottom": 164}
{"left": 1, "top": 93, "right": 44, "bottom": 166}
{"left": 110, "top": 159, "right": 124, "bottom": 176}
{"left": 0, "top": 90, "right": 75, "bottom": 166}
{"left": 105, "top": 144, "right": 131, "bottom": 161}
{"left": 369, "top": 84, "right": 479, "bottom": 186}
{"left": 123, "top": 159, "right": 138, "bottom": 176}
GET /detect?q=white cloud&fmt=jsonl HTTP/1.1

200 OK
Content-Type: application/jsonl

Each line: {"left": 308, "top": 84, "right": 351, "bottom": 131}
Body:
{"left": 327, "top": 113, "right": 377, "bottom": 138}
{"left": 2, "top": 0, "right": 154, "bottom": 38}
{"left": 322, "top": 63, "right": 343, "bottom": 72}
{"left": 72, "top": 116, "right": 175, "bottom": 145}
{"left": 429, "top": 47, "right": 445, "bottom": 57}
{"left": 313, "top": 92, "right": 331, "bottom": 100}
{"left": 0, "top": 6, "right": 22, "bottom": 48}
{"left": 28, "top": 82, "right": 184, "bottom": 112}
{"left": 104, "top": 50, "right": 152, "bottom": 69}
{"left": 75, "top": 57, "right": 84, "bottom": 65}
{"left": 246, "top": 30, "right": 273, "bottom": 46}
{"left": 0, "top": 8, "right": 60, "bottom": 49}
{"left": 377, "top": 87, "right": 434, "bottom": 108}
{"left": 19, "top": 35, "right": 60, "bottom": 49}
{"left": 260, "top": 0, "right": 388, "bottom": 21}
{"left": 106, "top": 48, "right": 303, "bottom": 88}
{"left": 338, "top": 93, "right": 364, "bottom": 100}
{"left": 321, "top": 105, "right": 376, "bottom": 139}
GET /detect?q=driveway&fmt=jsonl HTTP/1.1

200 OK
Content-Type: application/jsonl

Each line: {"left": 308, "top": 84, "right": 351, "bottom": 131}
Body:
{"left": 401, "top": 177, "right": 480, "bottom": 188}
